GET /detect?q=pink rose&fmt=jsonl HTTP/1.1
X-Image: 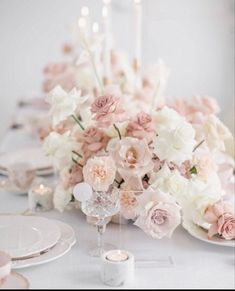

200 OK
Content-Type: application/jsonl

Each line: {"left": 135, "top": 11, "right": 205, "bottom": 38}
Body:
{"left": 127, "top": 112, "right": 155, "bottom": 142}
{"left": 77, "top": 126, "right": 109, "bottom": 160}
{"left": 119, "top": 189, "right": 139, "bottom": 220}
{"left": 62, "top": 165, "right": 83, "bottom": 190}
{"left": 204, "top": 200, "right": 235, "bottom": 240}
{"left": 135, "top": 190, "right": 181, "bottom": 239}
{"left": 108, "top": 137, "right": 154, "bottom": 185}
{"left": 91, "top": 95, "right": 125, "bottom": 127}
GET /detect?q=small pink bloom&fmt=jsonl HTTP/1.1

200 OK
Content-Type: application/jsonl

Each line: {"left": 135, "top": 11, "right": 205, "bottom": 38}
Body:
{"left": 127, "top": 112, "right": 155, "bottom": 142}
{"left": 77, "top": 126, "right": 109, "bottom": 160}
{"left": 62, "top": 165, "right": 83, "bottom": 190}
{"left": 91, "top": 95, "right": 125, "bottom": 127}
{"left": 204, "top": 200, "right": 235, "bottom": 240}
{"left": 120, "top": 189, "right": 139, "bottom": 220}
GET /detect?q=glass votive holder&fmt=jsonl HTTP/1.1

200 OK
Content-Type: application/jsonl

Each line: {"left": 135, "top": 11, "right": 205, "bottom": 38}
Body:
{"left": 7, "top": 162, "right": 35, "bottom": 192}
{"left": 28, "top": 179, "right": 54, "bottom": 212}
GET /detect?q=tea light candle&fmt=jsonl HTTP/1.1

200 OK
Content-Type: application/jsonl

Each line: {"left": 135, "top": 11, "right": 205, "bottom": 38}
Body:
{"left": 0, "top": 252, "right": 11, "bottom": 285}
{"left": 28, "top": 183, "right": 54, "bottom": 212}
{"left": 100, "top": 250, "right": 135, "bottom": 287}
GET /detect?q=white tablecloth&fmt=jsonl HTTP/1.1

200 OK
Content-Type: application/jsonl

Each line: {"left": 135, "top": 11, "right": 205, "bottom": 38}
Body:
{"left": 0, "top": 129, "right": 234, "bottom": 289}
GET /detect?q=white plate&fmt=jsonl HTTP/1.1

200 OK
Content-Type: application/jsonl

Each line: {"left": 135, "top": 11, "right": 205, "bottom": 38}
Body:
{"left": 183, "top": 219, "right": 235, "bottom": 248}
{"left": 0, "top": 216, "right": 61, "bottom": 259}
{"left": 0, "top": 148, "right": 53, "bottom": 174}
{"left": 0, "top": 272, "right": 29, "bottom": 289}
{"left": 12, "top": 220, "right": 76, "bottom": 269}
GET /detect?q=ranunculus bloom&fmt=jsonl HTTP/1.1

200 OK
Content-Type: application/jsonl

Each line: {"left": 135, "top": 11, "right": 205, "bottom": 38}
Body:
{"left": 204, "top": 200, "right": 235, "bottom": 240}
{"left": 91, "top": 95, "right": 125, "bottom": 127}
{"left": 108, "top": 137, "right": 154, "bottom": 185}
{"left": 62, "top": 165, "right": 83, "bottom": 190}
{"left": 134, "top": 190, "right": 181, "bottom": 239}
{"left": 83, "top": 156, "right": 116, "bottom": 191}
{"left": 127, "top": 112, "right": 155, "bottom": 142}
{"left": 119, "top": 189, "right": 139, "bottom": 220}
{"left": 77, "top": 126, "right": 109, "bottom": 160}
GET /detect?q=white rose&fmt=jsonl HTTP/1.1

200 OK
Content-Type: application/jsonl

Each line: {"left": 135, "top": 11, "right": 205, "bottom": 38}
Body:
{"left": 185, "top": 173, "right": 222, "bottom": 225}
{"left": 43, "top": 131, "right": 76, "bottom": 170}
{"left": 104, "top": 121, "right": 128, "bottom": 138}
{"left": 153, "top": 107, "right": 184, "bottom": 131}
{"left": 46, "top": 86, "right": 81, "bottom": 126}
{"left": 54, "top": 183, "right": 72, "bottom": 212}
{"left": 153, "top": 120, "right": 196, "bottom": 164}
{"left": 150, "top": 164, "right": 188, "bottom": 200}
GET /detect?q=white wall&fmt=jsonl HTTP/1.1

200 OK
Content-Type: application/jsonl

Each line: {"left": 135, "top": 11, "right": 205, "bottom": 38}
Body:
{"left": 0, "top": 0, "right": 234, "bottom": 137}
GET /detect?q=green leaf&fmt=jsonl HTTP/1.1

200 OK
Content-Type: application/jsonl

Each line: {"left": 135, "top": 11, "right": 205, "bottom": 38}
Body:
{"left": 190, "top": 166, "right": 197, "bottom": 175}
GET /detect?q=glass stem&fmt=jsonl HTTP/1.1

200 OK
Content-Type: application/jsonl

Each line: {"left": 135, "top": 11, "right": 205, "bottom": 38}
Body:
{"left": 97, "top": 220, "right": 106, "bottom": 252}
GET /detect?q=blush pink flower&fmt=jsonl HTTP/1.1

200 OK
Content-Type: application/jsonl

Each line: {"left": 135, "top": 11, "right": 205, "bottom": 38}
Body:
{"left": 77, "top": 126, "right": 109, "bottom": 160}
{"left": 134, "top": 190, "right": 181, "bottom": 239}
{"left": 119, "top": 189, "right": 139, "bottom": 220}
{"left": 173, "top": 96, "right": 220, "bottom": 117}
{"left": 204, "top": 200, "right": 235, "bottom": 240}
{"left": 127, "top": 112, "right": 155, "bottom": 142}
{"left": 83, "top": 156, "right": 116, "bottom": 191}
{"left": 62, "top": 165, "right": 83, "bottom": 190}
{"left": 42, "top": 63, "right": 76, "bottom": 93}
{"left": 91, "top": 95, "right": 125, "bottom": 127}
{"left": 108, "top": 137, "right": 154, "bottom": 184}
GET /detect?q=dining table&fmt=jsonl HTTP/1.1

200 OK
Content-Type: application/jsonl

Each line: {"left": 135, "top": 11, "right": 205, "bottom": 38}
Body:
{"left": 0, "top": 105, "right": 234, "bottom": 289}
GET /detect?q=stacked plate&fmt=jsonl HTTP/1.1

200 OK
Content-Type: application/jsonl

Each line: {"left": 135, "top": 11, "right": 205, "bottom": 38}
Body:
{"left": 0, "top": 148, "right": 53, "bottom": 177}
{"left": 0, "top": 216, "right": 76, "bottom": 269}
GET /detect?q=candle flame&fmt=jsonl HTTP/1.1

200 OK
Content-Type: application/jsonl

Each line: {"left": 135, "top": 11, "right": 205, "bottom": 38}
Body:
{"left": 134, "top": 0, "right": 141, "bottom": 4}
{"left": 39, "top": 184, "right": 45, "bottom": 190}
{"left": 81, "top": 6, "right": 89, "bottom": 17}
{"left": 102, "top": 0, "right": 111, "bottom": 4}
{"left": 92, "top": 22, "right": 99, "bottom": 33}
{"left": 102, "top": 6, "right": 108, "bottom": 18}
{"left": 78, "top": 17, "right": 86, "bottom": 28}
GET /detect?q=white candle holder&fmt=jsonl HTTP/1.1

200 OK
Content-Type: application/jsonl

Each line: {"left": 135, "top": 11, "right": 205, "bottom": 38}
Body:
{"left": 28, "top": 179, "right": 54, "bottom": 212}
{"left": 100, "top": 250, "right": 135, "bottom": 287}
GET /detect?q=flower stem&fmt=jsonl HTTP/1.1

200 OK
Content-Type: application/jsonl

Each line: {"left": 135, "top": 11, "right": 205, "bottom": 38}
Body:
{"left": 80, "top": 34, "right": 104, "bottom": 94}
{"left": 71, "top": 115, "right": 85, "bottom": 130}
{"left": 193, "top": 139, "right": 205, "bottom": 152}
{"left": 113, "top": 124, "right": 122, "bottom": 140}
{"left": 72, "top": 151, "right": 83, "bottom": 158}
{"left": 72, "top": 158, "right": 83, "bottom": 168}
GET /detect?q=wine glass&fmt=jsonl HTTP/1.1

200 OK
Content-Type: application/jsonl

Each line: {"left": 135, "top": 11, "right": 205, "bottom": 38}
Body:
{"left": 81, "top": 187, "right": 120, "bottom": 257}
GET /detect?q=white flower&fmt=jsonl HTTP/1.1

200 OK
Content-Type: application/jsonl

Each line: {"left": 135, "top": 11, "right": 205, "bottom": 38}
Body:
{"left": 103, "top": 121, "right": 128, "bottom": 138}
{"left": 153, "top": 110, "right": 196, "bottom": 164}
{"left": 150, "top": 164, "right": 188, "bottom": 200}
{"left": 83, "top": 156, "right": 116, "bottom": 191}
{"left": 43, "top": 131, "right": 76, "bottom": 170}
{"left": 54, "top": 183, "right": 72, "bottom": 212}
{"left": 182, "top": 173, "right": 223, "bottom": 226}
{"left": 194, "top": 114, "right": 232, "bottom": 151}
{"left": 46, "top": 86, "right": 81, "bottom": 126}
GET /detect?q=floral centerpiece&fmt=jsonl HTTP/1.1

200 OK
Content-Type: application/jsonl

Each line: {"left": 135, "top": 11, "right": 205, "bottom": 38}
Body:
{"left": 43, "top": 7, "right": 234, "bottom": 241}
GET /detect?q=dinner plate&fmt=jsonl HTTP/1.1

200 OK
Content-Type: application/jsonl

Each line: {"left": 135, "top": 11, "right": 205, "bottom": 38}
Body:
{"left": 183, "top": 219, "right": 235, "bottom": 248}
{"left": 0, "top": 272, "right": 29, "bottom": 289}
{"left": 12, "top": 220, "right": 76, "bottom": 269}
{"left": 0, "top": 148, "right": 53, "bottom": 176}
{"left": 0, "top": 216, "right": 61, "bottom": 259}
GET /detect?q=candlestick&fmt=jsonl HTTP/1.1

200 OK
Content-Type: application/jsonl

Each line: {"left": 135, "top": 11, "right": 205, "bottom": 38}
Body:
{"left": 100, "top": 250, "right": 135, "bottom": 287}
{"left": 134, "top": 0, "right": 142, "bottom": 90}
{"left": 28, "top": 181, "right": 54, "bottom": 212}
{"left": 81, "top": 6, "right": 90, "bottom": 38}
{"left": 102, "top": 5, "right": 111, "bottom": 84}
